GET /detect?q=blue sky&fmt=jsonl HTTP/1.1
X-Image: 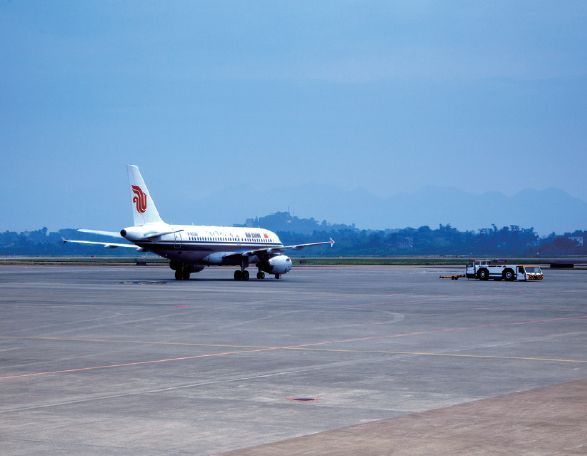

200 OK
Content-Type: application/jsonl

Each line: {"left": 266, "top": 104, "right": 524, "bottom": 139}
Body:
{"left": 1, "top": 1, "right": 586, "bottom": 231}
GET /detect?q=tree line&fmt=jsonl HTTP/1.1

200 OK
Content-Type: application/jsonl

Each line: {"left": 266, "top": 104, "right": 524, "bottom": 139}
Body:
{"left": 279, "top": 225, "right": 586, "bottom": 257}
{"left": 1, "top": 215, "right": 585, "bottom": 257}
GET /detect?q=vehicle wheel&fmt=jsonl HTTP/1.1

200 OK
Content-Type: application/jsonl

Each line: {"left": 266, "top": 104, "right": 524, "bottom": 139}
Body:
{"left": 242, "top": 270, "right": 249, "bottom": 281}
{"left": 234, "top": 270, "right": 242, "bottom": 281}
{"left": 182, "top": 270, "right": 190, "bottom": 280}
{"left": 477, "top": 269, "right": 489, "bottom": 281}
{"left": 504, "top": 269, "right": 515, "bottom": 281}
{"left": 175, "top": 270, "right": 182, "bottom": 280}
{"left": 275, "top": 273, "right": 280, "bottom": 280}
{"left": 257, "top": 271, "right": 265, "bottom": 280}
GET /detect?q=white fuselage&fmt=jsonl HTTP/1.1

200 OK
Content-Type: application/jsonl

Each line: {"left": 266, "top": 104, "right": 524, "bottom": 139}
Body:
{"left": 122, "top": 223, "right": 284, "bottom": 265}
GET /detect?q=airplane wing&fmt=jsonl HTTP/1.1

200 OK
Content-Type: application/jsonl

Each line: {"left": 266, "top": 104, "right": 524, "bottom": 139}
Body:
{"left": 63, "top": 239, "right": 142, "bottom": 250}
{"left": 278, "top": 238, "right": 336, "bottom": 251}
{"left": 224, "top": 238, "right": 335, "bottom": 259}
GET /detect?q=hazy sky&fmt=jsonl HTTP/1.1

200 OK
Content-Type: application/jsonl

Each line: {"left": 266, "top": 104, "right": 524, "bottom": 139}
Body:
{"left": 1, "top": 1, "right": 586, "bottom": 231}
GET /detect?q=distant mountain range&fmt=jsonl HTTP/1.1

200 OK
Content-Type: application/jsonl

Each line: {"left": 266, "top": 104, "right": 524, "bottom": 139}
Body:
{"left": 177, "top": 185, "right": 587, "bottom": 234}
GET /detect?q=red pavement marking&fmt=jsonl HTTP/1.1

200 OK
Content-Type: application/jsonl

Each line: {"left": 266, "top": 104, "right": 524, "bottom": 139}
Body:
{"left": 1, "top": 314, "right": 586, "bottom": 381}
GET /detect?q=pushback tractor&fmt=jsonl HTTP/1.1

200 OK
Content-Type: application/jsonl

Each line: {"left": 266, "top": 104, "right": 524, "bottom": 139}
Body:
{"left": 465, "top": 260, "right": 544, "bottom": 281}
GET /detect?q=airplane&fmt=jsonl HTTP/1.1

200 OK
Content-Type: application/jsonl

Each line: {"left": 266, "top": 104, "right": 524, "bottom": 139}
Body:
{"left": 64, "top": 165, "right": 334, "bottom": 281}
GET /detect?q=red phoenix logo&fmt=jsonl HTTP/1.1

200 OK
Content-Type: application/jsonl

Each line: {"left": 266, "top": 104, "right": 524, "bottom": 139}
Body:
{"left": 131, "top": 185, "right": 148, "bottom": 213}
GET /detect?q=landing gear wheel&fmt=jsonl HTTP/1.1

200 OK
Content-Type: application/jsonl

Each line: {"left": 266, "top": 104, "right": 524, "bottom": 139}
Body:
{"left": 175, "top": 270, "right": 190, "bottom": 280}
{"left": 242, "top": 270, "right": 249, "bottom": 281}
{"left": 257, "top": 271, "right": 265, "bottom": 280}
{"left": 274, "top": 273, "right": 280, "bottom": 280}
{"left": 234, "top": 270, "right": 243, "bottom": 281}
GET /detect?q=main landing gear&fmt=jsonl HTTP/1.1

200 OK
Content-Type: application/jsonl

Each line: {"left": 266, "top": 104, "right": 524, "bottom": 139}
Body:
{"left": 170, "top": 261, "right": 203, "bottom": 281}
{"left": 234, "top": 270, "right": 250, "bottom": 281}
{"left": 234, "top": 258, "right": 253, "bottom": 281}
{"left": 174, "top": 270, "right": 190, "bottom": 281}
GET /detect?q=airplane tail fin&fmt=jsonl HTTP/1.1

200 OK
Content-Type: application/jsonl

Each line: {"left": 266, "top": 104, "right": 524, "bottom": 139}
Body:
{"left": 127, "top": 165, "right": 164, "bottom": 226}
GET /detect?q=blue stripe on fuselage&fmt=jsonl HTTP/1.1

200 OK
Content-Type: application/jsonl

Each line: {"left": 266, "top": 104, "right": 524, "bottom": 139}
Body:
{"left": 136, "top": 241, "right": 283, "bottom": 250}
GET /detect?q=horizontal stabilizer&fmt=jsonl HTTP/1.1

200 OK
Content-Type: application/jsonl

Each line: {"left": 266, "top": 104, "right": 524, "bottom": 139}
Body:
{"left": 63, "top": 239, "right": 142, "bottom": 250}
{"left": 78, "top": 229, "right": 123, "bottom": 238}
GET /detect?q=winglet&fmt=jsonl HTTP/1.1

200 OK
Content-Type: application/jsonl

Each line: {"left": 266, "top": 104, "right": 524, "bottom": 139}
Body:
{"left": 329, "top": 238, "right": 335, "bottom": 247}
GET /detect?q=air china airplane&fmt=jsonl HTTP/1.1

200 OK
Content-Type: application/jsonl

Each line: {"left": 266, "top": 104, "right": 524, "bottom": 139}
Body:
{"left": 65, "top": 165, "right": 334, "bottom": 281}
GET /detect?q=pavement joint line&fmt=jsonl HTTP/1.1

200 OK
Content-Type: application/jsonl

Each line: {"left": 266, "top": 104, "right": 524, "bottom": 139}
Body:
{"left": 0, "top": 347, "right": 282, "bottom": 380}
{"left": 0, "top": 362, "right": 352, "bottom": 414}
{"left": 0, "top": 336, "right": 268, "bottom": 349}
{"left": 1, "top": 313, "right": 586, "bottom": 381}
{"left": 283, "top": 347, "right": 587, "bottom": 364}
{"left": 1, "top": 307, "right": 193, "bottom": 336}
{"left": 276, "top": 314, "right": 587, "bottom": 350}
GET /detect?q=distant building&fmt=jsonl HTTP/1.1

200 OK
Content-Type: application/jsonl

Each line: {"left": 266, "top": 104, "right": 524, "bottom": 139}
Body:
{"left": 397, "top": 237, "right": 414, "bottom": 250}
{"left": 568, "top": 235, "right": 584, "bottom": 247}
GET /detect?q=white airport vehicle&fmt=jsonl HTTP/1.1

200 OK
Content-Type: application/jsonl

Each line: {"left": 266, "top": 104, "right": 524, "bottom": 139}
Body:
{"left": 65, "top": 165, "right": 334, "bottom": 281}
{"left": 465, "top": 260, "right": 544, "bottom": 281}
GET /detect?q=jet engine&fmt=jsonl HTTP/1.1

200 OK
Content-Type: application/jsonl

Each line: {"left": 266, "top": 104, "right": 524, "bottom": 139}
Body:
{"left": 259, "top": 255, "right": 293, "bottom": 275}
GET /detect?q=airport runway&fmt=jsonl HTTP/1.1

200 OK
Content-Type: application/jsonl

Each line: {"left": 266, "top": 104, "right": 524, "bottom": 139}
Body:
{"left": 0, "top": 265, "right": 586, "bottom": 455}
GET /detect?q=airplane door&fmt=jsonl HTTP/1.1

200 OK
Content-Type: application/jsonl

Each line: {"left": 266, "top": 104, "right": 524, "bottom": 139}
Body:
{"left": 173, "top": 231, "right": 182, "bottom": 249}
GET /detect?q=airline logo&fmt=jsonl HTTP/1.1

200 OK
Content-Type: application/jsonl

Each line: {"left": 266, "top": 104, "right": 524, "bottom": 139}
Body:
{"left": 131, "top": 185, "right": 148, "bottom": 213}
{"left": 263, "top": 233, "right": 269, "bottom": 239}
